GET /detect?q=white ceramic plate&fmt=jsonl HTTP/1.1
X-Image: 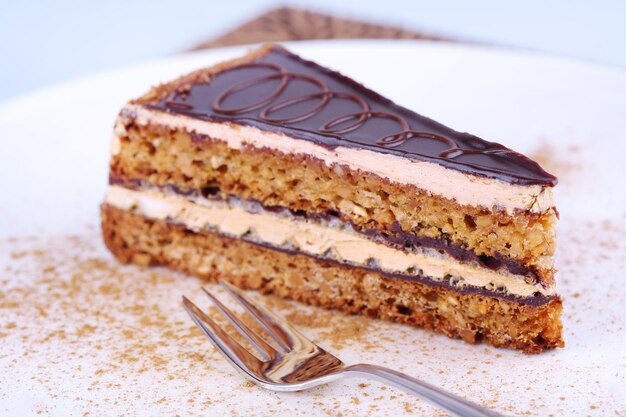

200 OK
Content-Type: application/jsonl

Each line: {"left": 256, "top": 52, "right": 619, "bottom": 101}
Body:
{"left": 1, "top": 40, "right": 625, "bottom": 416}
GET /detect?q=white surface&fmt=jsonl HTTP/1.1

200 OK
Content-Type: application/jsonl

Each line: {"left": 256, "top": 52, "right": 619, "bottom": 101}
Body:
{"left": 2, "top": 1, "right": 626, "bottom": 101}
{"left": 1, "top": 40, "right": 625, "bottom": 416}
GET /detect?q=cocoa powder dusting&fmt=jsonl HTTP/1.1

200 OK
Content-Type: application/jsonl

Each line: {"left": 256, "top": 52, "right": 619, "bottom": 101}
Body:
{"left": 0, "top": 232, "right": 421, "bottom": 415}
{"left": 1, "top": 215, "right": 625, "bottom": 416}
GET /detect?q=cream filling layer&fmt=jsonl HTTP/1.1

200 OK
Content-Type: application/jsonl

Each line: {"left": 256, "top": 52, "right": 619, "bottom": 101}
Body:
{"left": 112, "top": 104, "right": 554, "bottom": 214}
{"left": 105, "top": 185, "right": 555, "bottom": 298}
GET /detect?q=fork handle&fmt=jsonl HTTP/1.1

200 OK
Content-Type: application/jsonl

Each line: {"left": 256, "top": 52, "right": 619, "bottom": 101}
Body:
{"left": 342, "top": 364, "right": 505, "bottom": 417}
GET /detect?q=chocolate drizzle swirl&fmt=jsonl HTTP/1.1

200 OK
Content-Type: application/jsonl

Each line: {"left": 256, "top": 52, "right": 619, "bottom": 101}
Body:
{"left": 149, "top": 46, "right": 556, "bottom": 186}
{"left": 211, "top": 61, "right": 516, "bottom": 160}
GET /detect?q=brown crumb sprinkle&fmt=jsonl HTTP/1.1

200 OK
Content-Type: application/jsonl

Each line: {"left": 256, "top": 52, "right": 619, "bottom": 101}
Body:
{"left": 1, "top": 215, "right": 624, "bottom": 415}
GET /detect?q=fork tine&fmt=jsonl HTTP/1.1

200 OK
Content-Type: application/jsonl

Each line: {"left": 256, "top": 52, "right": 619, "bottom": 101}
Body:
{"left": 220, "top": 280, "right": 313, "bottom": 352}
{"left": 182, "top": 296, "right": 263, "bottom": 372}
{"left": 201, "top": 287, "right": 278, "bottom": 361}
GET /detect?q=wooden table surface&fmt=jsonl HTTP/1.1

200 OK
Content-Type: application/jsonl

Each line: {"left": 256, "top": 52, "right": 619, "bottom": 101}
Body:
{"left": 191, "top": 7, "right": 455, "bottom": 50}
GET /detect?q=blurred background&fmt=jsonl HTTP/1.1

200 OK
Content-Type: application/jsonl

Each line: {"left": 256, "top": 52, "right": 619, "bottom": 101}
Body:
{"left": 1, "top": 0, "right": 625, "bottom": 103}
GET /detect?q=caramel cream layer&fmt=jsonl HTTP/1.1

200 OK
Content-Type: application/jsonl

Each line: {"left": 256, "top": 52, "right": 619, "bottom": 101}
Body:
{"left": 105, "top": 185, "right": 555, "bottom": 298}
{"left": 112, "top": 105, "right": 554, "bottom": 214}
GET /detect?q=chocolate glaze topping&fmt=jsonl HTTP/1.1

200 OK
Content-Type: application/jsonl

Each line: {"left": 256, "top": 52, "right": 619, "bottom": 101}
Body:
{"left": 149, "top": 46, "right": 556, "bottom": 186}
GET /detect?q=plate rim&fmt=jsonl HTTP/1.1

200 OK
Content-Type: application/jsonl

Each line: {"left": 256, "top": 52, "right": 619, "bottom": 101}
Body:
{"left": 2, "top": 38, "right": 626, "bottom": 117}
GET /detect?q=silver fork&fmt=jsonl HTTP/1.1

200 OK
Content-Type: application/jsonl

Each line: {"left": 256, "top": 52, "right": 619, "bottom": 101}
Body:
{"left": 182, "top": 281, "right": 506, "bottom": 417}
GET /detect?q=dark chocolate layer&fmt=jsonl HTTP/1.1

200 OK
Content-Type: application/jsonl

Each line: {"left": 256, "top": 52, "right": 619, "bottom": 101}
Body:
{"left": 109, "top": 176, "right": 542, "bottom": 286}
{"left": 148, "top": 45, "right": 556, "bottom": 186}
{"left": 257, "top": 237, "right": 553, "bottom": 307}
{"left": 154, "top": 207, "right": 554, "bottom": 307}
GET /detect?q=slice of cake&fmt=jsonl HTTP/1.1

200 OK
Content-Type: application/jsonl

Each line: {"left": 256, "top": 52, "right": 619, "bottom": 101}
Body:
{"left": 102, "top": 44, "right": 563, "bottom": 353}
